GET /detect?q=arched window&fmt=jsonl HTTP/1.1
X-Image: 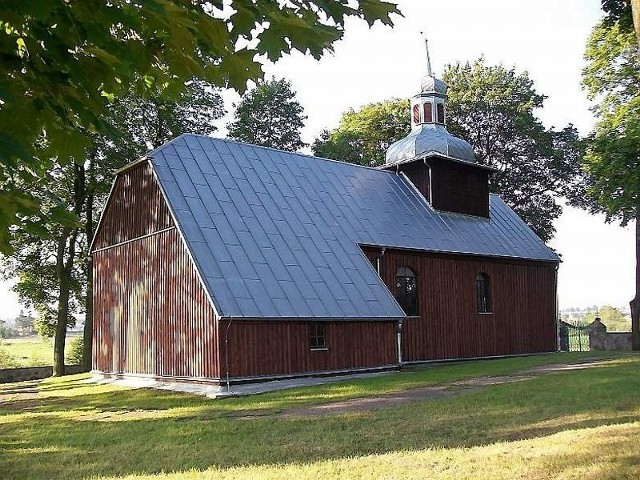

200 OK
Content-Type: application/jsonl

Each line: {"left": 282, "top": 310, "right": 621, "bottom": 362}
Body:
{"left": 396, "top": 266, "right": 418, "bottom": 316}
{"left": 412, "top": 104, "right": 421, "bottom": 124}
{"left": 476, "top": 273, "right": 491, "bottom": 313}
{"left": 423, "top": 102, "right": 433, "bottom": 123}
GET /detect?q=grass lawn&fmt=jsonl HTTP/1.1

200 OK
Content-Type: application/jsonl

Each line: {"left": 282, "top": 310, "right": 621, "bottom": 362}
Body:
{"left": 0, "top": 332, "right": 81, "bottom": 367}
{"left": 0, "top": 352, "right": 639, "bottom": 479}
{"left": 0, "top": 336, "right": 52, "bottom": 367}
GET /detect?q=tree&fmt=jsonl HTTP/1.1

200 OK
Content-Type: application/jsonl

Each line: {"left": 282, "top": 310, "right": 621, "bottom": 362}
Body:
{"left": 583, "top": 305, "right": 631, "bottom": 332}
{"left": 444, "top": 59, "right": 583, "bottom": 242}
{"left": 14, "top": 311, "right": 35, "bottom": 336}
{"left": 313, "top": 99, "right": 409, "bottom": 166}
{"left": 0, "top": 0, "right": 400, "bottom": 254}
{"left": 582, "top": 13, "right": 640, "bottom": 350}
{"left": 601, "top": 0, "right": 640, "bottom": 51}
{"left": 1, "top": 80, "right": 226, "bottom": 375}
{"left": 313, "top": 61, "right": 581, "bottom": 241}
{"left": 227, "top": 78, "right": 307, "bottom": 152}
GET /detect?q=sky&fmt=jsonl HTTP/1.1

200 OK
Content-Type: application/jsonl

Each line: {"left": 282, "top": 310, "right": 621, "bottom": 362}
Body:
{"left": 0, "top": 0, "right": 635, "bottom": 319}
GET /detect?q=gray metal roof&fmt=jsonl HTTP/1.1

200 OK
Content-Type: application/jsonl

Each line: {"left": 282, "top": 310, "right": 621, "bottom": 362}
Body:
{"left": 421, "top": 75, "right": 447, "bottom": 95}
{"left": 386, "top": 124, "right": 476, "bottom": 165}
{"left": 149, "top": 134, "right": 558, "bottom": 320}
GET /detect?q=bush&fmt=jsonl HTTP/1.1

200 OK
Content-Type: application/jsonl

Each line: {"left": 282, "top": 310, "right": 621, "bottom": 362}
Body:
{"left": 0, "top": 345, "right": 19, "bottom": 369}
{"left": 65, "top": 336, "right": 84, "bottom": 365}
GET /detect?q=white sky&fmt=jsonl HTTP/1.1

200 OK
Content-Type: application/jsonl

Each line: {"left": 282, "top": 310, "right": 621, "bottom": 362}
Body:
{"left": 0, "top": 0, "right": 635, "bottom": 318}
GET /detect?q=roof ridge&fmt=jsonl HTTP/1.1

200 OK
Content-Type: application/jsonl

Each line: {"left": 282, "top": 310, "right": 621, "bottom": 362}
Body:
{"left": 178, "top": 133, "right": 397, "bottom": 175}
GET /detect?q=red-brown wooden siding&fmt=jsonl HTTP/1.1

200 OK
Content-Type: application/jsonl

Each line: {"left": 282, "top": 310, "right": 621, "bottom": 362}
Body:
{"left": 220, "top": 320, "right": 397, "bottom": 378}
{"left": 397, "top": 160, "right": 432, "bottom": 201}
{"left": 429, "top": 160, "right": 490, "bottom": 218}
{"left": 393, "top": 158, "right": 490, "bottom": 218}
{"left": 361, "top": 246, "right": 557, "bottom": 361}
{"left": 92, "top": 163, "right": 220, "bottom": 378}
{"left": 93, "top": 162, "right": 173, "bottom": 250}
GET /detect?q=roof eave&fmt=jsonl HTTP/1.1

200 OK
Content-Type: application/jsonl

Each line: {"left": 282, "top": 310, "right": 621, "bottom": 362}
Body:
{"left": 381, "top": 152, "right": 498, "bottom": 172}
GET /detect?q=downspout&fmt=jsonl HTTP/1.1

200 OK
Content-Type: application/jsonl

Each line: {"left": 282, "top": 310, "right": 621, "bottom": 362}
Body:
{"left": 376, "top": 246, "right": 386, "bottom": 275}
{"left": 224, "top": 318, "right": 233, "bottom": 392}
{"left": 397, "top": 319, "right": 403, "bottom": 368}
{"left": 375, "top": 247, "right": 401, "bottom": 367}
{"left": 554, "top": 263, "right": 560, "bottom": 351}
{"left": 425, "top": 159, "right": 433, "bottom": 204}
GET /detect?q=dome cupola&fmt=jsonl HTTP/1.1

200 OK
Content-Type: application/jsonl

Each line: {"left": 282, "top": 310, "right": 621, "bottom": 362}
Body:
{"left": 386, "top": 39, "right": 476, "bottom": 166}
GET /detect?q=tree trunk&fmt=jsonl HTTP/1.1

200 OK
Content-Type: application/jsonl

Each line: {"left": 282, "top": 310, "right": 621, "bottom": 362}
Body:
{"left": 82, "top": 189, "right": 94, "bottom": 371}
{"left": 52, "top": 232, "right": 71, "bottom": 376}
{"left": 631, "top": 0, "right": 640, "bottom": 58}
{"left": 53, "top": 163, "right": 84, "bottom": 376}
{"left": 632, "top": 210, "right": 640, "bottom": 351}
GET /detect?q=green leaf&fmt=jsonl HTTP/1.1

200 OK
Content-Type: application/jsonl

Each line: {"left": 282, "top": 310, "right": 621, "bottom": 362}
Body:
{"left": 358, "top": 0, "right": 401, "bottom": 27}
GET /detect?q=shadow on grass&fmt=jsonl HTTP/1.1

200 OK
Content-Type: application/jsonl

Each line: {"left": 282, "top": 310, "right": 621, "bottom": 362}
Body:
{"left": 1, "top": 356, "right": 639, "bottom": 480}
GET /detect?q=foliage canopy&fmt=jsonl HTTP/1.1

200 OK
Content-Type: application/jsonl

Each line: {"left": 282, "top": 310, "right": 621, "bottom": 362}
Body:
{"left": 582, "top": 11, "right": 640, "bottom": 350}
{"left": 313, "top": 99, "right": 409, "bottom": 165}
{"left": 0, "top": 0, "right": 399, "bottom": 253}
{"left": 313, "top": 59, "right": 582, "bottom": 241}
{"left": 227, "top": 78, "right": 307, "bottom": 152}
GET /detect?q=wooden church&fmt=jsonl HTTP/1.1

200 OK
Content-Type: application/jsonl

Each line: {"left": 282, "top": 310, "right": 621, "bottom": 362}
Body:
{"left": 91, "top": 44, "right": 560, "bottom": 384}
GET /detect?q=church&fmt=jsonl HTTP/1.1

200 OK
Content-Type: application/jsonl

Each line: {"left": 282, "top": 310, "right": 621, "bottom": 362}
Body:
{"left": 91, "top": 44, "right": 560, "bottom": 384}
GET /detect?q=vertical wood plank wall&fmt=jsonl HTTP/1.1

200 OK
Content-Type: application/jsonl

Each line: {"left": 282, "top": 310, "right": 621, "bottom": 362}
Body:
{"left": 429, "top": 160, "right": 490, "bottom": 218}
{"left": 397, "top": 161, "right": 432, "bottom": 201}
{"left": 362, "top": 246, "right": 557, "bottom": 361}
{"left": 220, "top": 320, "right": 397, "bottom": 378}
{"left": 93, "top": 162, "right": 173, "bottom": 249}
{"left": 395, "top": 158, "right": 490, "bottom": 218}
{"left": 92, "top": 163, "right": 220, "bottom": 378}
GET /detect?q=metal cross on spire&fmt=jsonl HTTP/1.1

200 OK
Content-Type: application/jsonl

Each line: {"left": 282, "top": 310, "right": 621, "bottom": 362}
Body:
{"left": 424, "top": 35, "right": 432, "bottom": 76}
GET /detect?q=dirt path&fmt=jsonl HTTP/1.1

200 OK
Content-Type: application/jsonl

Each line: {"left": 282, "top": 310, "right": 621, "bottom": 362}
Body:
{"left": 279, "top": 358, "right": 613, "bottom": 418}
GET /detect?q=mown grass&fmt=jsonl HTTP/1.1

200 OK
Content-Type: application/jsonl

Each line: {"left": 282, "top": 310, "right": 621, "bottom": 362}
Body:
{"left": 0, "top": 336, "right": 52, "bottom": 367}
{"left": 0, "top": 352, "right": 639, "bottom": 479}
{"left": 0, "top": 333, "right": 81, "bottom": 367}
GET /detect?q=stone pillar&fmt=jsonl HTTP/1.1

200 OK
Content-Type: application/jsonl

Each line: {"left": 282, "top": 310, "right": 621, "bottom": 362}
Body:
{"left": 588, "top": 318, "right": 607, "bottom": 350}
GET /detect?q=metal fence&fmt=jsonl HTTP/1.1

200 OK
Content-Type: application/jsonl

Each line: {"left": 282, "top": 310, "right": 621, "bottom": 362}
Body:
{"left": 559, "top": 321, "right": 590, "bottom": 352}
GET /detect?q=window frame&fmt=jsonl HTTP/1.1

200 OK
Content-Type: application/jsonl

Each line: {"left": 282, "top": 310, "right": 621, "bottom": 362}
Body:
{"left": 309, "top": 322, "right": 327, "bottom": 351}
{"left": 436, "top": 101, "right": 445, "bottom": 124}
{"left": 476, "top": 273, "right": 492, "bottom": 314}
{"left": 423, "top": 101, "right": 433, "bottom": 123}
{"left": 395, "top": 266, "right": 419, "bottom": 317}
{"left": 412, "top": 104, "right": 421, "bottom": 124}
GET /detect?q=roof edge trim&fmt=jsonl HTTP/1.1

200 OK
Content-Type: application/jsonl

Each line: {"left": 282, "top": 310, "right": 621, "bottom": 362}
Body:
{"left": 218, "top": 316, "right": 407, "bottom": 322}
{"left": 381, "top": 153, "right": 498, "bottom": 172}
{"left": 114, "top": 156, "right": 149, "bottom": 175}
{"left": 357, "top": 242, "right": 561, "bottom": 264}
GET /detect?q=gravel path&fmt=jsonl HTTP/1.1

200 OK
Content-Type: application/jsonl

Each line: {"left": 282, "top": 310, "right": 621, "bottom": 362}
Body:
{"left": 279, "top": 358, "right": 613, "bottom": 418}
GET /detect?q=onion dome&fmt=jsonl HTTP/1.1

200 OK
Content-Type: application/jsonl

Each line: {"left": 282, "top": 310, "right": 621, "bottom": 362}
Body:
{"left": 385, "top": 39, "right": 475, "bottom": 166}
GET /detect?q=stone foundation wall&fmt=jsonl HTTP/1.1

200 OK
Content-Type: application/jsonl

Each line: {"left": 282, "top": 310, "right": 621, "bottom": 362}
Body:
{"left": 0, "top": 365, "right": 86, "bottom": 383}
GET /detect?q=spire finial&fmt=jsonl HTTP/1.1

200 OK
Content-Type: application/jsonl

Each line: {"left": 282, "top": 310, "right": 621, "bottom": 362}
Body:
{"left": 424, "top": 35, "right": 432, "bottom": 77}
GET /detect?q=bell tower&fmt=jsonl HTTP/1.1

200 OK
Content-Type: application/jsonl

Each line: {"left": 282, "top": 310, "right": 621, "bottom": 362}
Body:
{"left": 384, "top": 38, "right": 494, "bottom": 218}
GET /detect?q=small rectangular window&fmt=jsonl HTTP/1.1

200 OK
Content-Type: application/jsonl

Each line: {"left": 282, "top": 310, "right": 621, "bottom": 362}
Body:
{"left": 423, "top": 102, "right": 433, "bottom": 123}
{"left": 309, "top": 322, "right": 327, "bottom": 350}
{"left": 412, "top": 104, "right": 420, "bottom": 124}
{"left": 436, "top": 102, "right": 445, "bottom": 124}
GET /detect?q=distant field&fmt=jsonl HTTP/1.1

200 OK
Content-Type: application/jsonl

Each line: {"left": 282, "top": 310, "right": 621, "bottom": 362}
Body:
{"left": 0, "top": 332, "right": 81, "bottom": 367}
